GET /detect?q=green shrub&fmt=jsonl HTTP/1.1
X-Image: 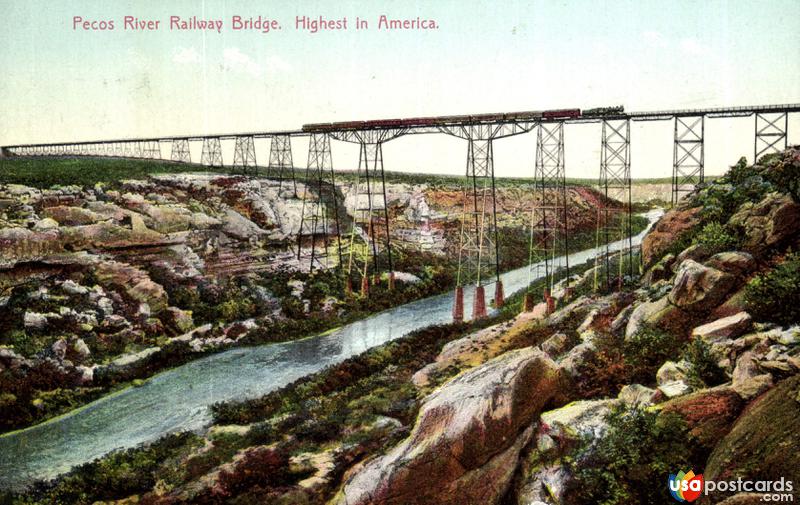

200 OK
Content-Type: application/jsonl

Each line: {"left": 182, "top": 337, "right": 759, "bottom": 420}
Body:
{"left": 691, "top": 222, "right": 739, "bottom": 255}
{"left": 567, "top": 407, "right": 691, "bottom": 505}
{"left": 745, "top": 252, "right": 800, "bottom": 326}
{"left": 682, "top": 338, "right": 726, "bottom": 388}
{"left": 764, "top": 152, "right": 800, "bottom": 201}
{"left": 697, "top": 157, "right": 773, "bottom": 223}
{"left": 623, "top": 324, "right": 684, "bottom": 381}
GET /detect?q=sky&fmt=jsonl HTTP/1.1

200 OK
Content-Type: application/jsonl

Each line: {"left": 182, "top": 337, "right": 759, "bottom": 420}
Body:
{"left": 1, "top": 0, "right": 799, "bottom": 179}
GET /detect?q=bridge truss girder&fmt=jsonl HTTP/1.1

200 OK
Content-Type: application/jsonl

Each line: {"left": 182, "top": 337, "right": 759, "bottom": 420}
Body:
{"left": 672, "top": 115, "right": 704, "bottom": 205}
{"left": 754, "top": 112, "right": 788, "bottom": 163}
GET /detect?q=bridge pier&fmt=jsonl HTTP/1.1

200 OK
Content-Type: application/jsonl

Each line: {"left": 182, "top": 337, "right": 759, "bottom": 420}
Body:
{"left": 171, "top": 138, "right": 191, "bottom": 163}
{"left": 232, "top": 135, "right": 257, "bottom": 175}
{"left": 201, "top": 137, "right": 223, "bottom": 167}
{"left": 267, "top": 134, "right": 297, "bottom": 194}
{"left": 297, "top": 133, "right": 343, "bottom": 273}
{"left": 597, "top": 118, "right": 632, "bottom": 292}
{"left": 453, "top": 127, "right": 503, "bottom": 321}
{"left": 672, "top": 115, "right": 704, "bottom": 205}
{"left": 526, "top": 121, "right": 569, "bottom": 312}
{"left": 754, "top": 112, "right": 787, "bottom": 163}
{"left": 345, "top": 138, "right": 394, "bottom": 294}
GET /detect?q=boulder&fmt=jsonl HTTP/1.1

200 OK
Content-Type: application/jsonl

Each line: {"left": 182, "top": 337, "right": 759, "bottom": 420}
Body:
{"left": 32, "top": 218, "right": 59, "bottom": 231}
{"left": 641, "top": 207, "right": 702, "bottom": 268}
{"left": 559, "top": 342, "right": 596, "bottom": 379}
{"left": 617, "top": 384, "right": 657, "bottom": 407}
{"left": 625, "top": 297, "right": 667, "bottom": 339}
{"left": 674, "top": 243, "right": 713, "bottom": 269}
{"left": 72, "top": 338, "right": 91, "bottom": 361}
{"left": 731, "top": 351, "right": 773, "bottom": 400}
{"left": 658, "top": 380, "right": 692, "bottom": 399}
{"left": 706, "top": 376, "right": 800, "bottom": 496}
{"left": 539, "top": 399, "right": 617, "bottom": 445}
{"left": 658, "top": 385, "right": 744, "bottom": 449}
{"left": 540, "top": 332, "right": 573, "bottom": 359}
{"left": 691, "top": 312, "right": 753, "bottom": 343}
{"left": 669, "top": 260, "right": 736, "bottom": 311}
{"left": 221, "top": 209, "right": 268, "bottom": 241}
{"left": 729, "top": 192, "right": 800, "bottom": 257}
{"left": 162, "top": 307, "right": 195, "bottom": 335}
{"left": 42, "top": 206, "right": 103, "bottom": 226}
{"left": 705, "top": 251, "right": 756, "bottom": 276}
{"left": 336, "top": 348, "right": 568, "bottom": 505}
{"left": 643, "top": 253, "right": 676, "bottom": 285}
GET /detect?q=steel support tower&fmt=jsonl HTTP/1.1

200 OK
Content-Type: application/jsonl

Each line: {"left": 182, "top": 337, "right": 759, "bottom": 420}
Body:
{"left": 171, "top": 138, "right": 191, "bottom": 163}
{"left": 595, "top": 118, "right": 633, "bottom": 292}
{"left": 453, "top": 126, "right": 503, "bottom": 321}
{"left": 267, "top": 134, "right": 297, "bottom": 194}
{"left": 672, "top": 115, "right": 704, "bottom": 205}
{"left": 524, "top": 122, "right": 569, "bottom": 314}
{"left": 297, "top": 133, "right": 344, "bottom": 273}
{"left": 201, "top": 137, "right": 224, "bottom": 167}
{"left": 345, "top": 140, "right": 395, "bottom": 296}
{"left": 232, "top": 135, "right": 257, "bottom": 175}
{"left": 754, "top": 112, "right": 788, "bottom": 163}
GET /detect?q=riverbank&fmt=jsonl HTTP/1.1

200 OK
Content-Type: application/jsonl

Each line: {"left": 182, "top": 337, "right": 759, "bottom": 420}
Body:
{"left": 0, "top": 209, "right": 660, "bottom": 493}
{"left": 0, "top": 161, "right": 646, "bottom": 434}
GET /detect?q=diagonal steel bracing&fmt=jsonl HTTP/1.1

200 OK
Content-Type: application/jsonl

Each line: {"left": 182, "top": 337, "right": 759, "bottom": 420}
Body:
{"left": 524, "top": 122, "right": 570, "bottom": 313}
{"left": 345, "top": 140, "right": 395, "bottom": 296}
{"left": 267, "top": 134, "right": 297, "bottom": 194}
{"left": 232, "top": 135, "right": 257, "bottom": 175}
{"left": 452, "top": 124, "right": 505, "bottom": 321}
{"left": 170, "top": 138, "right": 191, "bottom": 163}
{"left": 672, "top": 115, "right": 704, "bottom": 205}
{"left": 297, "top": 133, "right": 344, "bottom": 273}
{"left": 754, "top": 112, "right": 788, "bottom": 163}
{"left": 201, "top": 137, "right": 223, "bottom": 167}
{"left": 596, "top": 119, "right": 633, "bottom": 292}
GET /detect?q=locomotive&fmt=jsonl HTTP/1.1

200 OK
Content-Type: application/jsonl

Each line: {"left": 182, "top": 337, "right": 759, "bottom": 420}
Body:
{"left": 302, "top": 106, "right": 623, "bottom": 132}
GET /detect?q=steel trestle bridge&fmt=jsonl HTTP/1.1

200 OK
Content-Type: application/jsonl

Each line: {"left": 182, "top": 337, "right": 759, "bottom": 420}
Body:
{"left": 3, "top": 102, "right": 798, "bottom": 320}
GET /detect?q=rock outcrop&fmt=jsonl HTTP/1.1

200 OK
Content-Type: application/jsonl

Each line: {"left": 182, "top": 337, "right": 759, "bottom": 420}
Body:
{"left": 337, "top": 348, "right": 569, "bottom": 505}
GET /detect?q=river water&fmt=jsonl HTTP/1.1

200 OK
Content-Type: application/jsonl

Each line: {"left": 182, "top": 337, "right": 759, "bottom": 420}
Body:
{"left": 0, "top": 209, "right": 662, "bottom": 490}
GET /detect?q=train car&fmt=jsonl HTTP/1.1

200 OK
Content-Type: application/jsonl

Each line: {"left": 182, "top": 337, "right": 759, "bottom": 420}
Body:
{"left": 542, "top": 108, "right": 581, "bottom": 119}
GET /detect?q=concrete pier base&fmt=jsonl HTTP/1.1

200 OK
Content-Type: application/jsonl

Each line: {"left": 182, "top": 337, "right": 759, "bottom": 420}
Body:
{"left": 452, "top": 286, "right": 464, "bottom": 322}
{"left": 473, "top": 285, "right": 487, "bottom": 320}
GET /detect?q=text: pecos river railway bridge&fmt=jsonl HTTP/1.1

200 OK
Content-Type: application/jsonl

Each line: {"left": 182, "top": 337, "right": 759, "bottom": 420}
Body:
{"left": 3, "top": 102, "right": 798, "bottom": 320}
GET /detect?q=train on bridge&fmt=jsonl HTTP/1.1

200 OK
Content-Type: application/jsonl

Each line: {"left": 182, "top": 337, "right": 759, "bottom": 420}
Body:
{"left": 302, "top": 106, "right": 625, "bottom": 132}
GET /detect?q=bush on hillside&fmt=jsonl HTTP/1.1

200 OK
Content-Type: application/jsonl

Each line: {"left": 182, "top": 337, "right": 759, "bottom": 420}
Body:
{"left": 745, "top": 252, "right": 800, "bottom": 326}
{"left": 682, "top": 338, "right": 727, "bottom": 388}
{"left": 691, "top": 222, "right": 739, "bottom": 256}
{"left": 566, "top": 406, "right": 691, "bottom": 505}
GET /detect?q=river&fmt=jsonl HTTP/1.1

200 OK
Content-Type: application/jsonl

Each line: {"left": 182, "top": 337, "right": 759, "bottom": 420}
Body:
{"left": 0, "top": 209, "right": 662, "bottom": 490}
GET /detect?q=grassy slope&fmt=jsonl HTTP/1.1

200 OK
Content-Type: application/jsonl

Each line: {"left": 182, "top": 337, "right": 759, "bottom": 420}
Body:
{"left": 0, "top": 158, "right": 221, "bottom": 188}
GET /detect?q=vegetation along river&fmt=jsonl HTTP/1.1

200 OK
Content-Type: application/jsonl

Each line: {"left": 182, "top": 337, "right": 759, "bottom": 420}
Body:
{"left": 0, "top": 210, "right": 663, "bottom": 490}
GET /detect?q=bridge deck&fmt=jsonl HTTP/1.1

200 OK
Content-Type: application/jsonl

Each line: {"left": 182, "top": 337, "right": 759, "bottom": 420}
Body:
{"left": 3, "top": 103, "right": 798, "bottom": 149}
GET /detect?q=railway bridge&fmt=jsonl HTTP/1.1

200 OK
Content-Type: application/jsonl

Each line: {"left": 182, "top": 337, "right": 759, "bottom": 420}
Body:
{"left": 4, "top": 102, "right": 798, "bottom": 320}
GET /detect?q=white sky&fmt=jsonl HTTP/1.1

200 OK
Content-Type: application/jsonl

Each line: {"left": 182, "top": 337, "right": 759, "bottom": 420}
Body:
{"left": 1, "top": 0, "right": 798, "bottom": 178}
